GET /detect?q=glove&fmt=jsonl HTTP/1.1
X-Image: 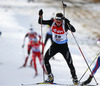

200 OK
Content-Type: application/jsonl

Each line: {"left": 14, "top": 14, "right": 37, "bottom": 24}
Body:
{"left": 63, "top": 3, "right": 67, "bottom": 8}
{"left": 62, "top": 1, "right": 67, "bottom": 8}
{"left": 28, "top": 50, "right": 30, "bottom": 54}
{"left": 39, "top": 9, "right": 43, "bottom": 16}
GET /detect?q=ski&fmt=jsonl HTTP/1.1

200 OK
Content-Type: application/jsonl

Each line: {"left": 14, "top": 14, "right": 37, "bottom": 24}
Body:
{"left": 18, "top": 65, "right": 33, "bottom": 69}
{"left": 18, "top": 66, "right": 24, "bottom": 69}
{"left": 21, "top": 82, "right": 73, "bottom": 86}
{"left": 21, "top": 82, "right": 97, "bottom": 86}
{"left": 80, "top": 85, "right": 97, "bottom": 86}
{"left": 80, "top": 82, "right": 97, "bottom": 86}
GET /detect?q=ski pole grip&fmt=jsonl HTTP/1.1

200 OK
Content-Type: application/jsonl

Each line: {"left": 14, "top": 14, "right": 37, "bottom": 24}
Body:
{"left": 62, "top": 1, "right": 67, "bottom": 8}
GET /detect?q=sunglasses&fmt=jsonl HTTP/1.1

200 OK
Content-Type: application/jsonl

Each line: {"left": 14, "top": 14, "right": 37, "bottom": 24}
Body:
{"left": 55, "top": 19, "right": 62, "bottom": 23}
{"left": 56, "top": 19, "right": 62, "bottom": 21}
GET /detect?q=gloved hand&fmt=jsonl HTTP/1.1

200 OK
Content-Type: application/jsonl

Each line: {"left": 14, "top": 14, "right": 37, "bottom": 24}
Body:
{"left": 28, "top": 50, "right": 30, "bottom": 54}
{"left": 39, "top": 9, "right": 43, "bottom": 16}
{"left": 63, "top": 3, "right": 67, "bottom": 8}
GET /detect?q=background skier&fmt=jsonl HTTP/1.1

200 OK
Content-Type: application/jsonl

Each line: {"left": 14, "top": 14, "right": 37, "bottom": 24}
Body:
{"left": 26, "top": 37, "right": 46, "bottom": 77}
{"left": 82, "top": 39, "right": 100, "bottom": 85}
{"left": 22, "top": 28, "right": 41, "bottom": 67}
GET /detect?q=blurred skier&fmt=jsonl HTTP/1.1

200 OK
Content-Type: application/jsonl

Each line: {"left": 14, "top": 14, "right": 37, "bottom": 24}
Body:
{"left": 44, "top": 24, "right": 55, "bottom": 60}
{"left": 24, "top": 37, "right": 46, "bottom": 76}
{"left": 82, "top": 39, "right": 100, "bottom": 85}
{"left": 38, "top": 9, "right": 79, "bottom": 85}
{"left": 44, "top": 25, "right": 53, "bottom": 46}
{"left": 22, "top": 28, "right": 41, "bottom": 67}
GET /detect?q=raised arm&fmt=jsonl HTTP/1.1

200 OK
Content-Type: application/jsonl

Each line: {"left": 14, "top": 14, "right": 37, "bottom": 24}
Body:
{"left": 38, "top": 9, "right": 53, "bottom": 26}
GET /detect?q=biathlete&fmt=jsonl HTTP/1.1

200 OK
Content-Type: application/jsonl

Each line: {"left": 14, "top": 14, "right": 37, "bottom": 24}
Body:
{"left": 23, "top": 37, "right": 46, "bottom": 76}
{"left": 22, "top": 28, "right": 41, "bottom": 67}
{"left": 38, "top": 9, "right": 79, "bottom": 85}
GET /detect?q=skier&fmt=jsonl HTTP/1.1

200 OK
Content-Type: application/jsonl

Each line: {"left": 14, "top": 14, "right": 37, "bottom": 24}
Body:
{"left": 44, "top": 25, "right": 53, "bottom": 46}
{"left": 82, "top": 39, "right": 100, "bottom": 85}
{"left": 26, "top": 37, "right": 46, "bottom": 76}
{"left": 38, "top": 9, "right": 79, "bottom": 85}
{"left": 44, "top": 24, "right": 55, "bottom": 60}
{"left": 22, "top": 28, "right": 41, "bottom": 67}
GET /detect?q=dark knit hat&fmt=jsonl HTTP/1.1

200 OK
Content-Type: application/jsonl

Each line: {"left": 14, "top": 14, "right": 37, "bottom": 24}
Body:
{"left": 55, "top": 13, "right": 63, "bottom": 20}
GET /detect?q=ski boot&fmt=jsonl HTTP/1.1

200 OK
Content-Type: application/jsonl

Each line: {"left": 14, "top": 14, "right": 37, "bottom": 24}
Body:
{"left": 82, "top": 75, "right": 93, "bottom": 85}
{"left": 73, "top": 76, "right": 79, "bottom": 85}
{"left": 45, "top": 73, "right": 54, "bottom": 83}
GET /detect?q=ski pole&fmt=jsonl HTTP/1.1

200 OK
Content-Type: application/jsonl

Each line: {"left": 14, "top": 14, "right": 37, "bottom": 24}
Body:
{"left": 40, "top": 15, "right": 45, "bottom": 82}
{"left": 62, "top": 1, "right": 67, "bottom": 17}
{"left": 68, "top": 25, "right": 98, "bottom": 85}
{"left": 79, "top": 52, "right": 100, "bottom": 82}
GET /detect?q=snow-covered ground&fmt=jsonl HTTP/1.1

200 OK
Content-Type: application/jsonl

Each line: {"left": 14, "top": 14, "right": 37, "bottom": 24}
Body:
{"left": 0, "top": 1, "right": 100, "bottom": 86}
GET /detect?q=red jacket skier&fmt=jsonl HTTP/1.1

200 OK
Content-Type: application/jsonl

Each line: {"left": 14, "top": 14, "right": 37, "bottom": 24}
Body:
{"left": 23, "top": 37, "right": 46, "bottom": 76}
{"left": 22, "top": 28, "right": 41, "bottom": 66}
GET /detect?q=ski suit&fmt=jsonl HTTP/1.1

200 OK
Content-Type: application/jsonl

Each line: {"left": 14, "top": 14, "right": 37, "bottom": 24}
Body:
{"left": 28, "top": 40, "right": 45, "bottom": 74}
{"left": 38, "top": 17, "right": 77, "bottom": 79}
{"left": 25, "top": 32, "right": 41, "bottom": 54}
{"left": 91, "top": 56, "right": 100, "bottom": 76}
{"left": 22, "top": 30, "right": 41, "bottom": 67}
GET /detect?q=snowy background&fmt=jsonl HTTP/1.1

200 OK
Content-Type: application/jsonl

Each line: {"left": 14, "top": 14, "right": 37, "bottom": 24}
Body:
{"left": 0, "top": 0, "right": 100, "bottom": 86}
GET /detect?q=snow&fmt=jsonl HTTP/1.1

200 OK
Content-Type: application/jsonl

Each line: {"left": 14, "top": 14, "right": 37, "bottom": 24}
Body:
{"left": 0, "top": 1, "right": 100, "bottom": 86}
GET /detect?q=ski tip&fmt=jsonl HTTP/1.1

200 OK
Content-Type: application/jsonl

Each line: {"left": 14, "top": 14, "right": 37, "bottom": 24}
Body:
{"left": 18, "top": 66, "right": 23, "bottom": 69}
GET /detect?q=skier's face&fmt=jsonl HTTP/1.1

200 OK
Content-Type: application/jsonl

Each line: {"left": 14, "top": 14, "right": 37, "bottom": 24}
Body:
{"left": 32, "top": 40, "right": 37, "bottom": 44}
{"left": 55, "top": 19, "right": 62, "bottom": 26}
